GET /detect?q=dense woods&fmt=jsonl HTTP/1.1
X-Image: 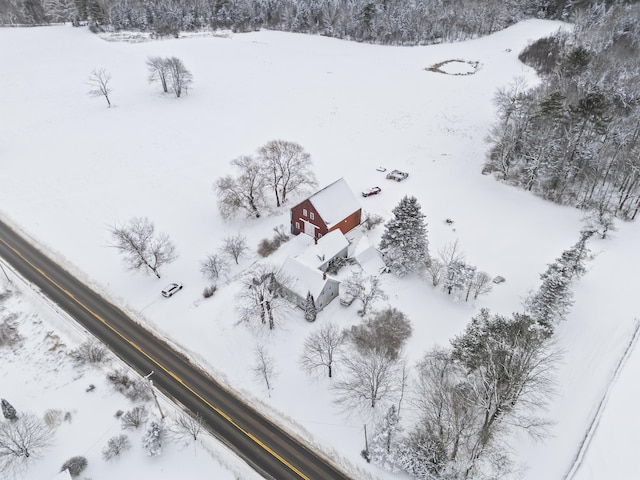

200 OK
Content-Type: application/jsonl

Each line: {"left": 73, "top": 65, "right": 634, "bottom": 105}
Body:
{"left": 0, "top": 0, "right": 600, "bottom": 43}
{"left": 484, "top": 2, "right": 640, "bottom": 220}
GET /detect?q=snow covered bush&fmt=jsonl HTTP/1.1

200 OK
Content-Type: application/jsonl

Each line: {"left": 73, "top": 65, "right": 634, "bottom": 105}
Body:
{"left": 70, "top": 341, "right": 109, "bottom": 365}
{"left": 121, "top": 406, "right": 149, "bottom": 430}
{"left": 106, "top": 370, "right": 152, "bottom": 402}
{"left": 102, "top": 434, "right": 131, "bottom": 460}
{"left": 60, "top": 456, "right": 87, "bottom": 477}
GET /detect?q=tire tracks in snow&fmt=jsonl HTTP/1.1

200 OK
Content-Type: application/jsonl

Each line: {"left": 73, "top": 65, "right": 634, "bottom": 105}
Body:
{"left": 563, "top": 318, "right": 640, "bottom": 480}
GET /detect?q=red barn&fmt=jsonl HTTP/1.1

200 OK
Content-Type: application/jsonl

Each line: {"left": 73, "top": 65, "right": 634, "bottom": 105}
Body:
{"left": 290, "top": 178, "right": 361, "bottom": 240}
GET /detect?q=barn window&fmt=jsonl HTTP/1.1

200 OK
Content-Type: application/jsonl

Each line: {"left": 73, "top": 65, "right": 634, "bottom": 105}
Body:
{"left": 310, "top": 212, "right": 315, "bottom": 220}
{"left": 295, "top": 221, "right": 300, "bottom": 230}
{"left": 303, "top": 208, "right": 308, "bottom": 217}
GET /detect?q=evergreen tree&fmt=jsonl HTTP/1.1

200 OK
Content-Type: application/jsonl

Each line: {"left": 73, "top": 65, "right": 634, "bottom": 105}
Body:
{"left": 526, "top": 261, "right": 573, "bottom": 334}
{"left": 379, "top": 196, "right": 429, "bottom": 276}
{"left": 370, "top": 405, "right": 403, "bottom": 472}
{"left": 142, "top": 420, "right": 163, "bottom": 457}
{"left": 526, "top": 232, "right": 592, "bottom": 334}
{"left": 1, "top": 398, "right": 17, "bottom": 421}
{"left": 558, "top": 229, "right": 593, "bottom": 280}
{"left": 304, "top": 291, "right": 317, "bottom": 322}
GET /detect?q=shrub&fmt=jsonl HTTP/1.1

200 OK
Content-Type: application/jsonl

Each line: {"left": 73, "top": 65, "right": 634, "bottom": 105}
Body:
{"left": 43, "top": 409, "right": 64, "bottom": 428}
{"left": 60, "top": 456, "right": 87, "bottom": 477}
{"left": 102, "top": 434, "right": 131, "bottom": 460}
{"left": 70, "top": 341, "right": 109, "bottom": 364}
{"left": 257, "top": 238, "right": 278, "bottom": 257}
{"left": 362, "top": 212, "right": 384, "bottom": 231}
{"left": 202, "top": 284, "right": 217, "bottom": 298}
{"left": 121, "top": 405, "right": 148, "bottom": 430}
{"left": 0, "top": 313, "right": 21, "bottom": 347}
{"left": 106, "top": 370, "right": 151, "bottom": 402}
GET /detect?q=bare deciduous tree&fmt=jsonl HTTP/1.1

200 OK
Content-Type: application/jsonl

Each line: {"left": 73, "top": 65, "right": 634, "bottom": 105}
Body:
{"left": 109, "top": 217, "right": 178, "bottom": 278}
{"left": 0, "top": 414, "right": 52, "bottom": 477}
{"left": 165, "top": 57, "right": 193, "bottom": 97}
{"left": 340, "top": 272, "right": 387, "bottom": 317}
{"left": 171, "top": 412, "right": 205, "bottom": 445}
{"left": 215, "top": 156, "right": 266, "bottom": 219}
{"left": 200, "top": 253, "right": 229, "bottom": 282}
{"left": 299, "top": 322, "right": 347, "bottom": 379}
{"left": 424, "top": 258, "right": 445, "bottom": 287}
{"left": 471, "top": 271, "right": 493, "bottom": 300}
{"left": 236, "top": 264, "right": 291, "bottom": 330}
{"left": 146, "top": 56, "right": 169, "bottom": 93}
{"left": 252, "top": 344, "right": 276, "bottom": 396}
{"left": 121, "top": 406, "right": 148, "bottom": 430}
{"left": 349, "top": 308, "right": 412, "bottom": 360}
{"left": 221, "top": 233, "right": 248, "bottom": 265}
{"left": 87, "top": 68, "right": 112, "bottom": 107}
{"left": 102, "top": 434, "right": 131, "bottom": 461}
{"left": 333, "top": 348, "right": 403, "bottom": 412}
{"left": 257, "top": 140, "right": 317, "bottom": 207}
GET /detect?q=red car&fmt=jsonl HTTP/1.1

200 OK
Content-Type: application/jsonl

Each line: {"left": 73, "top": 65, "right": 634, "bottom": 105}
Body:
{"left": 362, "top": 187, "right": 382, "bottom": 197}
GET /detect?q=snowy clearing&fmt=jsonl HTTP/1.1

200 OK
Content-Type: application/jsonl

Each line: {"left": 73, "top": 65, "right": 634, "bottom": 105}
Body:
{"left": 1, "top": 19, "right": 639, "bottom": 480}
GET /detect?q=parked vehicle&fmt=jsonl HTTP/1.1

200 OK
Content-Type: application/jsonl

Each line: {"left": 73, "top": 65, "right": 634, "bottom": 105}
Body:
{"left": 386, "top": 169, "right": 409, "bottom": 181}
{"left": 362, "top": 186, "right": 382, "bottom": 197}
{"left": 161, "top": 282, "right": 183, "bottom": 297}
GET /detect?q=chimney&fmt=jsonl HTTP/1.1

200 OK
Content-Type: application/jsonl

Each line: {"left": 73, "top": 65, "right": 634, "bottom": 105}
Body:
{"left": 322, "top": 272, "right": 327, "bottom": 280}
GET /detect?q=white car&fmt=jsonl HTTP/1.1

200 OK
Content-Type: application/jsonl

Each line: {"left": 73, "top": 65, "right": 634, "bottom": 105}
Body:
{"left": 161, "top": 282, "right": 183, "bottom": 298}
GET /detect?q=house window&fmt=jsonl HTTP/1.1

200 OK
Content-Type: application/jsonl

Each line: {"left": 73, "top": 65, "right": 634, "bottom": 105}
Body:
{"left": 295, "top": 221, "right": 300, "bottom": 230}
{"left": 303, "top": 208, "right": 308, "bottom": 217}
{"left": 310, "top": 212, "right": 315, "bottom": 220}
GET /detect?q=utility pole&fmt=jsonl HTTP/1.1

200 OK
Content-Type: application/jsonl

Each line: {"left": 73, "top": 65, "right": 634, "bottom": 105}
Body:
{"left": 145, "top": 371, "right": 165, "bottom": 420}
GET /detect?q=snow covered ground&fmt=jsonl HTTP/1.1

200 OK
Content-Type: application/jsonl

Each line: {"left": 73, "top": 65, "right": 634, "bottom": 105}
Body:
{"left": 1, "top": 19, "right": 638, "bottom": 480}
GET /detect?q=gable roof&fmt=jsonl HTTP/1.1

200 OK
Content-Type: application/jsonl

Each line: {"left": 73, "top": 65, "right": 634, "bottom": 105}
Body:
{"left": 307, "top": 178, "right": 361, "bottom": 228}
{"left": 280, "top": 256, "right": 338, "bottom": 300}
{"left": 292, "top": 229, "right": 349, "bottom": 269}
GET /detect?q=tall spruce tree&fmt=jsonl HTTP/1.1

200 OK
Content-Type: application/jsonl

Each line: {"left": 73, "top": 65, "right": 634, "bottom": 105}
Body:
{"left": 304, "top": 291, "right": 317, "bottom": 322}
{"left": 526, "top": 231, "right": 592, "bottom": 334}
{"left": 379, "top": 196, "right": 429, "bottom": 276}
{"left": 1, "top": 398, "right": 18, "bottom": 421}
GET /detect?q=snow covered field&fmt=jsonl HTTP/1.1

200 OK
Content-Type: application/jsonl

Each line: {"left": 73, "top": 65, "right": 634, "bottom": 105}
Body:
{"left": 1, "top": 19, "right": 638, "bottom": 479}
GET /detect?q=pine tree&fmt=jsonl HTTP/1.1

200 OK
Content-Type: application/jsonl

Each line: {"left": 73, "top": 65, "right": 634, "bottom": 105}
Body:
{"left": 304, "top": 291, "right": 317, "bottom": 322}
{"left": 142, "top": 420, "right": 163, "bottom": 457}
{"left": 526, "top": 262, "right": 573, "bottom": 333}
{"left": 370, "top": 405, "right": 403, "bottom": 472}
{"left": 558, "top": 229, "right": 593, "bottom": 280}
{"left": 379, "top": 196, "right": 429, "bottom": 276}
{"left": 1, "top": 398, "right": 17, "bottom": 421}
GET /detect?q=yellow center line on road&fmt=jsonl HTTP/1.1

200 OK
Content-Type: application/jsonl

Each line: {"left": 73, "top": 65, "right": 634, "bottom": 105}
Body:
{"left": 0, "top": 236, "right": 310, "bottom": 480}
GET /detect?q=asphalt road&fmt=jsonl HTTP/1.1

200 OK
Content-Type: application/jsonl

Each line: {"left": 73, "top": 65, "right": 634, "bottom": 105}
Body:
{"left": 0, "top": 219, "right": 352, "bottom": 480}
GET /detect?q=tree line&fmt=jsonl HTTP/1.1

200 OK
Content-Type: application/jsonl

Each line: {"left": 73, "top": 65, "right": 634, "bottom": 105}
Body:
{"left": 1, "top": 0, "right": 604, "bottom": 45}
{"left": 484, "top": 1, "right": 640, "bottom": 221}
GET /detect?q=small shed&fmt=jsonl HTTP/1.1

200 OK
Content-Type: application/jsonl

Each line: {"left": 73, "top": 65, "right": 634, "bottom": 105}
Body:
{"left": 290, "top": 178, "right": 361, "bottom": 240}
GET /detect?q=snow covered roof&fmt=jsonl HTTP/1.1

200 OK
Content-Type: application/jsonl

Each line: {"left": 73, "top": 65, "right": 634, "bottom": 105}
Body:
{"left": 308, "top": 178, "right": 361, "bottom": 228}
{"left": 294, "top": 230, "right": 349, "bottom": 268}
{"left": 355, "top": 245, "right": 386, "bottom": 276}
{"left": 280, "top": 256, "right": 338, "bottom": 299}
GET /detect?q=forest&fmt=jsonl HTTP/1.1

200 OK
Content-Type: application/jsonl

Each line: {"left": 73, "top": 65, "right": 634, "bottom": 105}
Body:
{"left": 484, "top": 2, "right": 640, "bottom": 221}
{"left": 0, "top": 0, "right": 599, "bottom": 43}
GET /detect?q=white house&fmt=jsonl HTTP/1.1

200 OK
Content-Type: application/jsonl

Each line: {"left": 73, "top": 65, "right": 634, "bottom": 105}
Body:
{"left": 279, "top": 256, "right": 340, "bottom": 311}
